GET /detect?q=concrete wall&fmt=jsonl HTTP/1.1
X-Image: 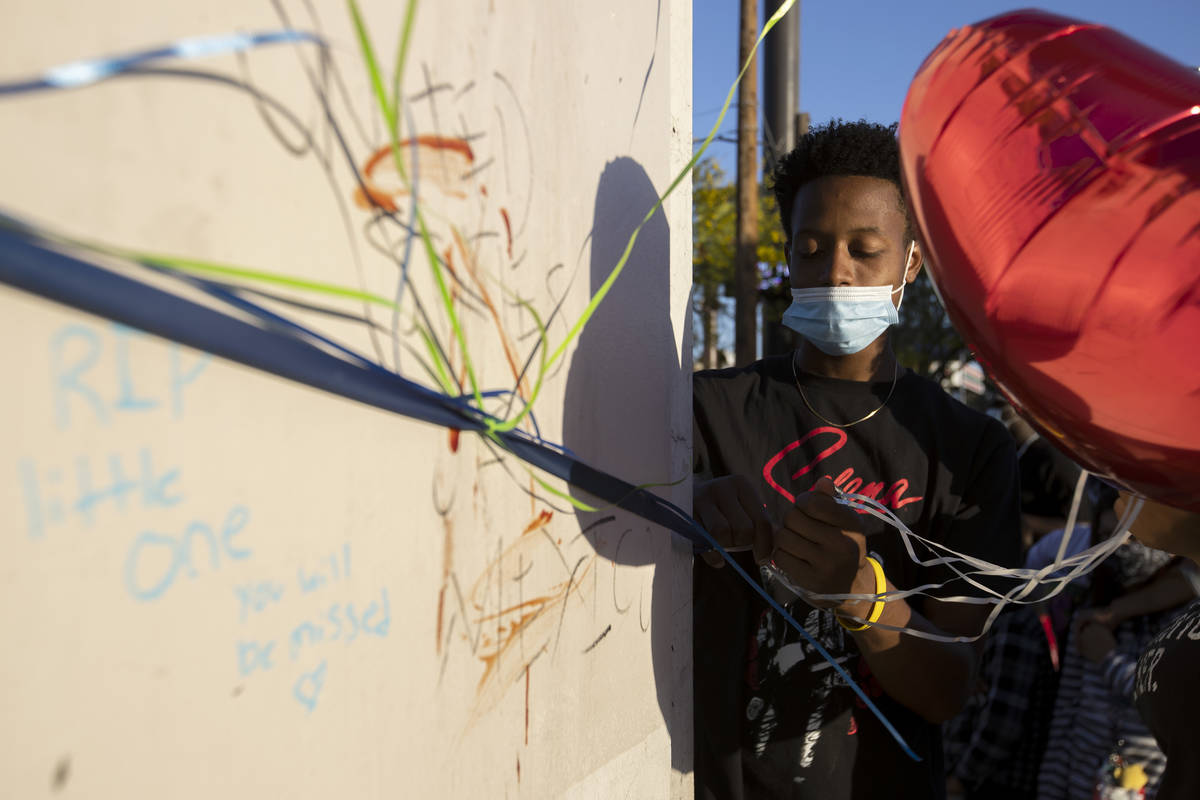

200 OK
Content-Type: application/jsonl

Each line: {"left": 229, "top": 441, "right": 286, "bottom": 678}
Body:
{"left": 0, "top": 1, "right": 692, "bottom": 796}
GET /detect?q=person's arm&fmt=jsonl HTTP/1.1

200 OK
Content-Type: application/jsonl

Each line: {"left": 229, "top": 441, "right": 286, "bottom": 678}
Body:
{"left": 693, "top": 475, "right": 774, "bottom": 569}
{"left": 771, "top": 477, "right": 982, "bottom": 722}
{"left": 772, "top": 413, "right": 1023, "bottom": 724}
{"left": 1074, "top": 559, "right": 1199, "bottom": 634}
{"left": 850, "top": 576, "right": 983, "bottom": 723}
{"left": 691, "top": 378, "right": 774, "bottom": 570}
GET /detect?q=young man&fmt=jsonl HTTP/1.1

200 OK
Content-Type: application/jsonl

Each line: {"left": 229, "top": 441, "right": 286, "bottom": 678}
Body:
{"left": 692, "top": 120, "right": 1021, "bottom": 799}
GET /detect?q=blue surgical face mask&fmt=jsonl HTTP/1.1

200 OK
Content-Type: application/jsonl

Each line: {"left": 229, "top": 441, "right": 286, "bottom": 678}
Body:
{"left": 781, "top": 241, "right": 914, "bottom": 356}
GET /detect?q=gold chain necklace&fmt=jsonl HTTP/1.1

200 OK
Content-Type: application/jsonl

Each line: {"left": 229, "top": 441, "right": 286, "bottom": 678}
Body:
{"left": 792, "top": 353, "right": 900, "bottom": 429}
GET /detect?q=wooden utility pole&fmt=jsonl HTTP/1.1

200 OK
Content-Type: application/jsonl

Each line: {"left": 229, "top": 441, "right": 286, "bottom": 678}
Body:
{"left": 734, "top": 0, "right": 759, "bottom": 367}
{"left": 761, "top": 0, "right": 801, "bottom": 358}
{"left": 762, "top": 0, "right": 798, "bottom": 177}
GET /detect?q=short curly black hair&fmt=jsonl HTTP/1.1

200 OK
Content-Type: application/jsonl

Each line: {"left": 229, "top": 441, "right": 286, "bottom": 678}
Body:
{"left": 771, "top": 119, "right": 912, "bottom": 248}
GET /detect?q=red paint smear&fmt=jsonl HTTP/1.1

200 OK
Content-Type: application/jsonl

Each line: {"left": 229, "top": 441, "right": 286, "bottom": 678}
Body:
{"left": 500, "top": 207, "right": 513, "bottom": 259}
{"left": 449, "top": 428, "right": 461, "bottom": 453}
{"left": 524, "top": 665, "right": 531, "bottom": 746}
{"left": 522, "top": 509, "right": 553, "bottom": 536}
{"left": 480, "top": 184, "right": 488, "bottom": 196}
{"left": 1039, "top": 610, "right": 1061, "bottom": 671}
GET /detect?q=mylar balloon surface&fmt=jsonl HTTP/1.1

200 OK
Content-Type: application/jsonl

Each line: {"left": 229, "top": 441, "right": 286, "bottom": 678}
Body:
{"left": 900, "top": 9, "right": 1200, "bottom": 512}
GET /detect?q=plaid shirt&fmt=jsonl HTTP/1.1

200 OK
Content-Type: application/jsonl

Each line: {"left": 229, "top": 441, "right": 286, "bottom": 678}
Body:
{"left": 1037, "top": 626, "right": 1167, "bottom": 800}
{"left": 944, "top": 602, "right": 1058, "bottom": 794}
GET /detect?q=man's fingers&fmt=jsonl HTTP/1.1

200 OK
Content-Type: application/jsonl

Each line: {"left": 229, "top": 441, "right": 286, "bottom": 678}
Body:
{"left": 722, "top": 502, "right": 758, "bottom": 549}
{"left": 697, "top": 499, "right": 753, "bottom": 551}
{"left": 770, "top": 548, "right": 814, "bottom": 586}
{"left": 693, "top": 488, "right": 742, "bottom": 568}
{"left": 694, "top": 474, "right": 781, "bottom": 568}
{"left": 730, "top": 476, "right": 775, "bottom": 562}
{"left": 693, "top": 490, "right": 730, "bottom": 569}
{"left": 779, "top": 508, "right": 845, "bottom": 549}
{"left": 733, "top": 477, "right": 771, "bottom": 521}
{"left": 706, "top": 515, "right": 733, "bottom": 549}
{"left": 811, "top": 476, "right": 838, "bottom": 496}
{"left": 696, "top": 475, "right": 772, "bottom": 548}
{"left": 753, "top": 513, "right": 773, "bottom": 566}
{"left": 793, "top": 489, "right": 861, "bottom": 530}
{"left": 772, "top": 524, "right": 826, "bottom": 561}
{"left": 732, "top": 477, "right": 775, "bottom": 556}
{"left": 770, "top": 550, "right": 839, "bottom": 608}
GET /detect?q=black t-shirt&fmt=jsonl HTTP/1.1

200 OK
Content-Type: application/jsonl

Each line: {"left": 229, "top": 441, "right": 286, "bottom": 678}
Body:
{"left": 693, "top": 354, "right": 1021, "bottom": 800}
{"left": 1134, "top": 596, "right": 1200, "bottom": 800}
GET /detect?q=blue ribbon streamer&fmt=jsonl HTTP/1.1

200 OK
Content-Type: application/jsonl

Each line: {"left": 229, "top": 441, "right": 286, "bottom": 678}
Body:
{"left": 0, "top": 226, "right": 920, "bottom": 761}
{"left": 149, "top": 263, "right": 549, "bottom": 443}
{"left": 0, "top": 22, "right": 919, "bottom": 760}
{"left": 0, "top": 30, "right": 323, "bottom": 95}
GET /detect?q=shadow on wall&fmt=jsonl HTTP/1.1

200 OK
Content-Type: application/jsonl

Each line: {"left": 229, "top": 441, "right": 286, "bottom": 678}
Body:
{"left": 562, "top": 156, "right": 691, "bottom": 773}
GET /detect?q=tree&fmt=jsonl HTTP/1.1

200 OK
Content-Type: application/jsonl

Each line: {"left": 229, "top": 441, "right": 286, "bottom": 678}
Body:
{"left": 693, "top": 160, "right": 736, "bottom": 369}
{"left": 891, "top": 271, "right": 970, "bottom": 382}
{"left": 734, "top": 0, "right": 760, "bottom": 367}
{"left": 756, "top": 190, "right": 793, "bottom": 357}
{"left": 693, "top": 159, "right": 789, "bottom": 369}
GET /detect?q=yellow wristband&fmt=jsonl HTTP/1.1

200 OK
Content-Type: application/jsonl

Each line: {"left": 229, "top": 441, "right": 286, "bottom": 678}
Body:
{"left": 836, "top": 555, "right": 886, "bottom": 632}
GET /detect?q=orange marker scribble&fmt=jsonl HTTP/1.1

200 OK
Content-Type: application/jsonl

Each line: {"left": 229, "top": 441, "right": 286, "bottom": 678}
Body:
{"left": 353, "top": 135, "right": 475, "bottom": 211}
{"left": 449, "top": 227, "right": 530, "bottom": 400}
{"left": 500, "top": 207, "right": 513, "bottom": 259}
{"left": 474, "top": 593, "right": 557, "bottom": 624}
{"left": 475, "top": 604, "right": 545, "bottom": 689}
{"left": 522, "top": 509, "right": 552, "bottom": 536}
{"left": 442, "top": 243, "right": 459, "bottom": 278}
{"left": 436, "top": 587, "right": 446, "bottom": 653}
{"left": 436, "top": 514, "right": 455, "bottom": 654}
{"left": 463, "top": 512, "right": 594, "bottom": 722}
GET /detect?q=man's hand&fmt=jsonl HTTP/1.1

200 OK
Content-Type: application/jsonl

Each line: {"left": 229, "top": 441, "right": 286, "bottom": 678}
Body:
{"left": 1077, "top": 621, "right": 1117, "bottom": 664}
{"left": 693, "top": 475, "right": 774, "bottom": 569}
{"left": 771, "top": 477, "right": 869, "bottom": 614}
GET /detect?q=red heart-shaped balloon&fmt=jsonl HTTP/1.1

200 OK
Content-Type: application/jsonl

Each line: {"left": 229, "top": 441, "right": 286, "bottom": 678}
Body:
{"left": 900, "top": 9, "right": 1200, "bottom": 512}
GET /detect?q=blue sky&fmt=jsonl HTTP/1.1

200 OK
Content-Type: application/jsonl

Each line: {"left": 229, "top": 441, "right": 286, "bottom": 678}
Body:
{"left": 693, "top": 1, "right": 1200, "bottom": 173}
